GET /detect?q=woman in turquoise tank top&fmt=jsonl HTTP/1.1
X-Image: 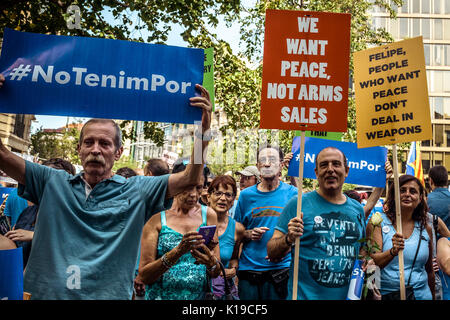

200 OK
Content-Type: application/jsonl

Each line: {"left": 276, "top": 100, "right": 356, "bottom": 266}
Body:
{"left": 207, "top": 175, "right": 245, "bottom": 298}
{"left": 137, "top": 162, "right": 220, "bottom": 300}
{"left": 368, "top": 175, "right": 435, "bottom": 300}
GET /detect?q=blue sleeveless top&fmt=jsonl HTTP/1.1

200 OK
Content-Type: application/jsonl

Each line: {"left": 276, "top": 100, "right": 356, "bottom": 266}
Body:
{"left": 145, "top": 205, "right": 208, "bottom": 300}
{"left": 379, "top": 212, "right": 432, "bottom": 300}
{"left": 441, "top": 237, "right": 450, "bottom": 300}
{"left": 218, "top": 216, "right": 236, "bottom": 268}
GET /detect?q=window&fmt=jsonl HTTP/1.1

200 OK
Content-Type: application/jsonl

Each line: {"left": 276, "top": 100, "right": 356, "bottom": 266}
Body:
{"left": 434, "top": 45, "right": 443, "bottom": 65}
{"left": 423, "top": 152, "right": 430, "bottom": 174}
{"left": 424, "top": 44, "right": 431, "bottom": 65}
{"left": 445, "top": 45, "right": 450, "bottom": 65}
{"left": 435, "top": 19, "right": 443, "bottom": 40}
{"left": 423, "top": 0, "right": 431, "bottom": 13}
{"left": 446, "top": 125, "right": 450, "bottom": 146}
{"left": 390, "top": 18, "right": 399, "bottom": 38}
{"left": 445, "top": 153, "right": 450, "bottom": 170}
{"left": 446, "top": 0, "right": 450, "bottom": 13}
{"left": 435, "top": 152, "right": 443, "bottom": 167}
{"left": 444, "top": 20, "right": 450, "bottom": 40}
{"left": 422, "top": 140, "right": 431, "bottom": 146}
{"left": 435, "top": 97, "right": 444, "bottom": 119}
{"left": 422, "top": 19, "right": 430, "bottom": 39}
{"left": 434, "top": 0, "right": 442, "bottom": 13}
{"left": 445, "top": 97, "right": 450, "bottom": 119}
{"left": 445, "top": 71, "right": 450, "bottom": 93}
{"left": 412, "top": 18, "right": 420, "bottom": 36}
{"left": 413, "top": 0, "right": 420, "bottom": 12}
{"left": 401, "top": 0, "right": 409, "bottom": 13}
{"left": 435, "top": 124, "right": 444, "bottom": 146}
{"left": 13, "top": 114, "right": 25, "bottom": 138}
{"left": 400, "top": 18, "right": 409, "bottom": 38}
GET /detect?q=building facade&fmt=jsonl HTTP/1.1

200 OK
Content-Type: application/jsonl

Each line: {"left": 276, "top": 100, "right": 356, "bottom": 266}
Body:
{"left": 371, "top": 0, "right": 450, "bottom": 175}
{"left": 131, "top": 107, "right": 228, "bottom": 168}
{"left": 0, "top": 113, "right": 35, "bottom": 154}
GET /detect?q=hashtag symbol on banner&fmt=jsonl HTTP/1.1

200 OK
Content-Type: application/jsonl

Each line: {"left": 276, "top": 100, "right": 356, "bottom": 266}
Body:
{"left": 9, "top": 64, "right": 32, "bottom": 81}
{"left": 296, "top": 154, "right": 300, "bottom": 161}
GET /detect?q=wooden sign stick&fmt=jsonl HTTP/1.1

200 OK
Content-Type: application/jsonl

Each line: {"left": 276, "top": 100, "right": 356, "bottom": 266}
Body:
{"left": 392, "top": 144, "right": 406, "bottom": 300}
{"left": 292, "top": 130, "right": 305, "bottom": 300}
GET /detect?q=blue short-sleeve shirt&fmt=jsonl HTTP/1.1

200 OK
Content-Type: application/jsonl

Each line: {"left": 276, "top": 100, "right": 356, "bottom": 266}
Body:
{"left": 234, "top": 181, "right": 298, "bottom": 271}
{"left": 19, "top": 161, "right": 172, "bottom": 300}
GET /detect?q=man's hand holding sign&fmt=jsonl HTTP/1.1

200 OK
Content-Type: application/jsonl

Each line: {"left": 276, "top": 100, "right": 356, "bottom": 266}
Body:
{"left": 0, "top": 27, "right": 216, "bottom": 299}
{"left": 261, "top": 10, "right": 363, "bottom": 300}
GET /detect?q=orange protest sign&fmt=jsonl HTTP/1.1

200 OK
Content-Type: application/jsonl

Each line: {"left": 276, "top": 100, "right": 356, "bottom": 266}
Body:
{"left": 260, "top": 9, "right": 351, "bottom": 132}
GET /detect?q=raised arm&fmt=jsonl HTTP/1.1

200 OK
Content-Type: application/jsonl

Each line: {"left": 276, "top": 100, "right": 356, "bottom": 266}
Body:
{"left": 364, "top": 160, "right": 393, "bottom": 218}
{"left": 0, "top": 135, "right": 26, "bottom": 185}
{"left": 166, "top": 84, "right": 212, "bottom": 199}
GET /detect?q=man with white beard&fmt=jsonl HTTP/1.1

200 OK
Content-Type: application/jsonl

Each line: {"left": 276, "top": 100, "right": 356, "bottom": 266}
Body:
{"left": 234, "top": 144, "right": 298, "bottom": 300}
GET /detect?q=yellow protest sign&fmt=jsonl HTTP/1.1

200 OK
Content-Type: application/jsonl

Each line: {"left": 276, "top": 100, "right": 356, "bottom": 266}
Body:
{"left": 354, "top": 37, "right": 432, "bottom": 148}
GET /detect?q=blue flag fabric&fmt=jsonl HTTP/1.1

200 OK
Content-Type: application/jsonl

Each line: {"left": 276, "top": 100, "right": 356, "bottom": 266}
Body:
{"left": 0, "top": 28, "right": 204, "bottom": 123}
{"left": 0, "top": 247, "right": 23, "bottom": 300}
{"left": 288, "top": 136, "right": 387, "bottom": 188}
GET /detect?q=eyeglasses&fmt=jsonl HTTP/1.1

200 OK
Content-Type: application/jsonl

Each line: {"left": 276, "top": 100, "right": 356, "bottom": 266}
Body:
{"left": 212, "top": 191, "right": 234, "bottom": 199}
{"left": 258, "top": 156, "right": 279, "bottom": 164}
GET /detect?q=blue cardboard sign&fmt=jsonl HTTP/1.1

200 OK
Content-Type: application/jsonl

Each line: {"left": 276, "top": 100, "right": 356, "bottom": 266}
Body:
{"left": 0, "top": 28, "right": 204, "bottom": 123}
{"left": 0, "top": 248, "right": 23, "bottom": 300}
{"left": 288, "top": 136, "right": 387, "bottom": 187}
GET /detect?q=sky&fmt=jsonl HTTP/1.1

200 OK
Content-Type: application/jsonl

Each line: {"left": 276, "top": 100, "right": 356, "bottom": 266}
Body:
{"left": 31, "top": 5, "right": 245, "bottom": 132}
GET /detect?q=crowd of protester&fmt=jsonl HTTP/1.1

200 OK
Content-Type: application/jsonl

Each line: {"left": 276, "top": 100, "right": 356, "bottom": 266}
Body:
{"left": 0, "top": 75, "right": 449, "bottom": 301}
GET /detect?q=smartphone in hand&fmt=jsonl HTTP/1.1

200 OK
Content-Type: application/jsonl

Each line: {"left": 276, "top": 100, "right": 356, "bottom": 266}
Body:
{"left": 198, "top": 225, "right": 216, "bottom": 246}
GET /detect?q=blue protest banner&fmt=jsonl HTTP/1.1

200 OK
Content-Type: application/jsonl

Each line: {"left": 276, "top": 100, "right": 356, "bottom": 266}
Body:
{"left": 288, "top": 136, "right": 387, "bottom": 187}
{"left": 0, "top": 28, "right": 204, "bottom": 123}
{"left": 0, "top": 247, "right": 23, "bottom": 300}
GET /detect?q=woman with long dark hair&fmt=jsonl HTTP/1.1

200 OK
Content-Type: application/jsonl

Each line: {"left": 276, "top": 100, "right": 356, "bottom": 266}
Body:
{"left": 367, "top": 174, "right": 435, "bottom": 300}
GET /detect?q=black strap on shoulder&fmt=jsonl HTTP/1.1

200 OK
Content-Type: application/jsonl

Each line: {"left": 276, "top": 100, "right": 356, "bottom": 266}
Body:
{"left": 407, "top": 224, "right": 423, "bottom": 286}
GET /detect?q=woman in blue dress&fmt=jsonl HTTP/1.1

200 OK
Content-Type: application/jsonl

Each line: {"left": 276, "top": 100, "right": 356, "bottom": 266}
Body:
{"left": 367, "top": 174, "right": 435, "bottom": 300}
{"left": 207, "top": 175, "right": 245, "bottom": 298}
{"left": 138, "top": 161, "right": 221, "bottom": 300}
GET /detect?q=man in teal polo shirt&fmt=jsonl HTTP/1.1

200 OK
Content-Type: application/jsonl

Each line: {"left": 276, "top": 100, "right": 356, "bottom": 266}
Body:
{"left": 0, "top": 76, "right": 214, "bottom": 299}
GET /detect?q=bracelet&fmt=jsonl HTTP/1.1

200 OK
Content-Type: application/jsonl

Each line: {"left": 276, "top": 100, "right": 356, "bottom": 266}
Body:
{"left": 207, "top": 257, "right": 218, "bottom": 272}
{"left": 390, "top": 247, "right": 397, "bottom": 257}
{"left": 285, "top": 234, "right": 294, "bottom": 247}
{"left": 161, "top": 253, "right": 175, "bottom": 269}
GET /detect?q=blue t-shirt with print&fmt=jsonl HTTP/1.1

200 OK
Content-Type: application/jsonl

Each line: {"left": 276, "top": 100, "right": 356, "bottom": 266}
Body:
{"left": 19, "top": 161, "right": 172, "bottom": 300}
{"left": 234, "top": 181, "right": 297, "bottom": 271}
{"left": 276, "top": 191, "right": 365, "bottom": 300}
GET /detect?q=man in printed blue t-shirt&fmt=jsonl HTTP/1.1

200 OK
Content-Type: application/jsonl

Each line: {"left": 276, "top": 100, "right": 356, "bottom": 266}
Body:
{"left": 234, "top": 144, "right": 297, "bottom": 300}
{"left": 268, "top": 147, "right": 366, "bottom": 300}
{"left": 0, "top": 74, "right": 214, "bottom": 299}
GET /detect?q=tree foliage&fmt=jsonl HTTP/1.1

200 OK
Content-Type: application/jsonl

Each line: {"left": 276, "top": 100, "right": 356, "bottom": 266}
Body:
{"left": 0, "top": 0, "right": 241, "bottom": 147}
{"left": 30, "top": 127, "right": 80, "bottom": 164}
{"left": 2, "top": 0, "right": 405, "bottom": 177}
